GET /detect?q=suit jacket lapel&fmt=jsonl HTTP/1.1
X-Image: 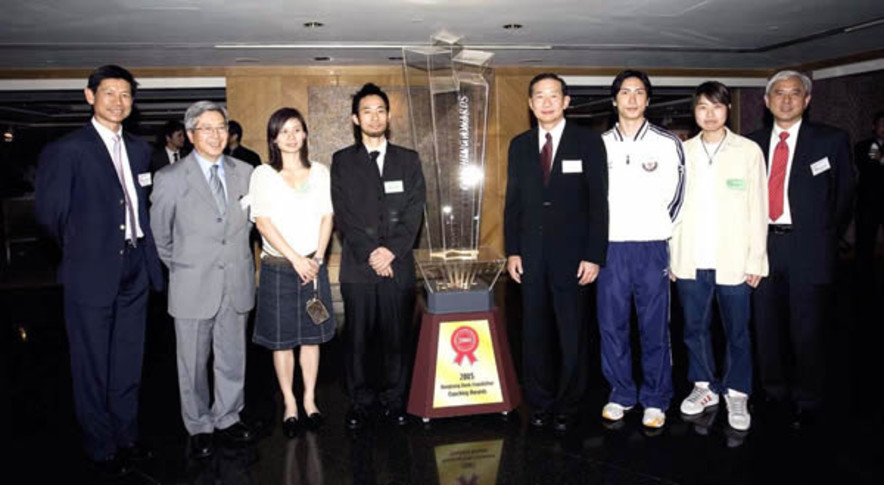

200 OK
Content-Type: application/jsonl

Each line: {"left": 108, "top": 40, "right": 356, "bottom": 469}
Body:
{"left": 84, "top": 124, "right": 125, "bottom": 202}
{"left": 223, "top": 156, "right": 243, "bottom": 226}
{"left": 184, "top": 155, "right": 221, "bottom": 216}
{"left": 549, "top": 124, "right": 576, "bottom": 187}
{"left": 791, "top": 122, "right": 813, "bottom": 185}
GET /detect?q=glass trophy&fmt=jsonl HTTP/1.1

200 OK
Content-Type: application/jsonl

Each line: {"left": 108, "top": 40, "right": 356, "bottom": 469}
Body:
{"left": 403, "top": 42, "right": 503, "bottom": 314}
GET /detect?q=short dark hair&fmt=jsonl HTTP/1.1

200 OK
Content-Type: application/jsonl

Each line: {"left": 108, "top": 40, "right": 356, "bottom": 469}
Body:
{"left": 528, "top": 73, "right": 569, "bottom": 97}
{"left": 161, "top": 120, "right": 185, "bottom": 139}
{"left": 228, "top": 120, "right": 243, "bottom": 139}
{"left": 351, "top": 83, "right": 390, "bottom": 143}
{"left": 86, "top": 65, "right": 138, "bottom": 96}
{"left": 611, "top": 69, "right": 652, "bottom": 99}
{"left": 692, "top": 81, "right": 731, "bottom": 108}
{"left": 874, "top": 111, "right": 884, "bottom": 125}
{"left": 267, "top": 107, "right": 310, "bottom": 171}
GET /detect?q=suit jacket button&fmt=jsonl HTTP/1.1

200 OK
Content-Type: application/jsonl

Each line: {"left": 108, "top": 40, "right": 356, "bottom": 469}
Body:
{"left": 221, "top": 239, "right": 226, "bottom": 245}
{"left": 217, "top": 218, "right": 222, "bottom": 223}
{"left": 119, "top": 249, "right": 124, "bottom": 255}
{"left": 218, "top": 264, "right": 224, "bottom": 269}
{"left": 119, "top": 199, "right": 125, "bottom": 205}
{"left": 119, "top": 224, "right": 125, "bottom": 231}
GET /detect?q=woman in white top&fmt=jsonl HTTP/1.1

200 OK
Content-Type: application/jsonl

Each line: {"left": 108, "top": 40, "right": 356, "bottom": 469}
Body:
{"left": 250, "top": 107, "right": 335, "bottom": 438}
{"left": 669, "top": 82, "right": 768, "bottom": 431}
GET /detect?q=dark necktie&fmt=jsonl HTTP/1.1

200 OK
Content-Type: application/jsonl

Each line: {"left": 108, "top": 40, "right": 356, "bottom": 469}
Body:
{"left": 209, "top": 163, "right": 227, "bottom": 215}
{"left": 540, "top": 132, "right": 552, "bottom": 186}
{"left": 768, "top": 132, "right": 789, "bottom": 220}
{"left": 369, "top": 150, "right": 381, "bottom": 177}
{"left": 173, "top": 151, "right": 179, "bottom": 163}
{"left": 111, "top": 134, "right": 138, "bottom": 245}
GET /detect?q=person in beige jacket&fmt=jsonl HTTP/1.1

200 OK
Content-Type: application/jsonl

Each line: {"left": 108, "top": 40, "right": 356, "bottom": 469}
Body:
{"left": 669, "top": 81, "right": 768, "bottom": 432}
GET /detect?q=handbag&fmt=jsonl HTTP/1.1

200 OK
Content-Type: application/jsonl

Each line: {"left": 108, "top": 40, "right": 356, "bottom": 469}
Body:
{"left": 305, "top": 277, "right": 330, "bottom": 325}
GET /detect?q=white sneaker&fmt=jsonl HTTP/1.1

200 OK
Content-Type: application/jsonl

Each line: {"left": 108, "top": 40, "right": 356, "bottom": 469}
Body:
{"left": 724, "top": 390, "right": 751, "bottom": 431}
{"left": 642, "top": 407, "right": 666, "bottom": 428}
{"left": 601, "top": 402, "right": 633, "bottom": 421}
{"left": 679, "top": 383, "right": 719, "bottom": 415}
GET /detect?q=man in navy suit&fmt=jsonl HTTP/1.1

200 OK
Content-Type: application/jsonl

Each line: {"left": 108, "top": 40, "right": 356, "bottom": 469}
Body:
{"left": 35, "top": 65, "right": 163, "bottom": 475}
{"left": 504, "top": 73, "right": 608, "bottom": 432}
{"left": 748, "top": 70, "right": 854, "bottom": 429}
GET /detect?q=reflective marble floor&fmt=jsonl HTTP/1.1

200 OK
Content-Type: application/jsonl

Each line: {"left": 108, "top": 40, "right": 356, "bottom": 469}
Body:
{"left": 4, "top": 257, "right": 884, "bottom": 484}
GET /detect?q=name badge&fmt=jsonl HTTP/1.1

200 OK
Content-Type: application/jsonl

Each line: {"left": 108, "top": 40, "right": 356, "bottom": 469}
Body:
{"left": 810, "top": 157, "right": 831, "bottom": 176}
{"left": 239, "top": 194, "right": 251, "bottom": 210}
{"left": 562, "top": 159, "right": 582, "bottom": 174}
{"left": 384, "top": 180, "right": 404, "bottom": 194}
{"left": 726, "top": 178, "right": 746, "bottom": 190}
{"left": 137, "top": 172, "right": 152, "bottom": 187}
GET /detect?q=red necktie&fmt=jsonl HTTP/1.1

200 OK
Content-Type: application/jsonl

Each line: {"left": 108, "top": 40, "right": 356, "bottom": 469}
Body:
{"left": 768, "top": 131, "right": 789, "bottom": 221}
{"left": 540, "top": 132, "right": 552, "bottom": 186}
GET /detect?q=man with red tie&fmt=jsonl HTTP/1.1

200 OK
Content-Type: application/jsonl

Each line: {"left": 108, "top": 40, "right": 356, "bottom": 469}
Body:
{"left": 504, "top": 73, "right": 608, "bottom": 432}
{"left": 748, "top": 70, "right": 854, "bottom": 429}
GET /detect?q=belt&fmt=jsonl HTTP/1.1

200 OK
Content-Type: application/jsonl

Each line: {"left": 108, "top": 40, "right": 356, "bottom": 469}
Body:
{"left": 768, "top": 224, "right": 792, "bottom": 235}
{"left": 261, "top": 252, "right": 315, "bottom": 266}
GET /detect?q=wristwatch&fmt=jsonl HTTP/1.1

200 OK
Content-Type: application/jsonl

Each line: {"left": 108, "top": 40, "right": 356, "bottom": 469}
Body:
{"left": 312, "top": 255, "right": 324, "bottom": 265}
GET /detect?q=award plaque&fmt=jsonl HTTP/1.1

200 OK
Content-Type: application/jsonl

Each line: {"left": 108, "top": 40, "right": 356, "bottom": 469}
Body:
{"left": 404, "top": 38, "right": 520, "bottom": 421}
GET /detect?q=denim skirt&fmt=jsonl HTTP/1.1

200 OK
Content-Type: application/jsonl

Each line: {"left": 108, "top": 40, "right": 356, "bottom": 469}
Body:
{"left": 253, "top": 259, "right": 336, "bottom": 350}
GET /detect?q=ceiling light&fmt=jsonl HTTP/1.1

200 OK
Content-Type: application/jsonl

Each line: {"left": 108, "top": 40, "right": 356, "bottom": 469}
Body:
{"left": 503, "top": 24, "right": 523, "bottom": 30}
{"left": 234, "top": 57, "right": 261, "bottom": 63}
{"left": 303, "top": 21, "right": 324, "bottom": 29}
{"left": 313, "top": 56, "right": 332, "bottom": 61}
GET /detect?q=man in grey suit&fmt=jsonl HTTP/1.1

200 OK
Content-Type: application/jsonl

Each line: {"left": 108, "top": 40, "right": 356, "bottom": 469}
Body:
{"left": 150, "top": 101, "right": 256, "bottom": 458}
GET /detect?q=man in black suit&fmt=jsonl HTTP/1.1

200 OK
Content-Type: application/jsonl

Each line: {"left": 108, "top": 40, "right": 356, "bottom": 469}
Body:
{"left": 149, "top": 120, "right": 186, "bottom": 174}
{"left": 854, "top": 111, "right": 884, "bottom": 293}
{"left": 504, "top": 73, "right": 608, "bottom": 432}
{"left": 331, "top": 83, "right": 426, "bottom": 429}
{"left": 34, "top": 65, "right": 164, "bottom": 475}
{"left": 748, "top": 70, "right": 854, "bottom": 428}
{"left": 225, "top": 120, "right": 261, "bottom": 167}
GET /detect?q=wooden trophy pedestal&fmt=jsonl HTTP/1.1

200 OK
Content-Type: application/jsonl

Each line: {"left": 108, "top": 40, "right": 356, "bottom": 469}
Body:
{"left": 407, "top": 307, "right": 521, "bottom": 422}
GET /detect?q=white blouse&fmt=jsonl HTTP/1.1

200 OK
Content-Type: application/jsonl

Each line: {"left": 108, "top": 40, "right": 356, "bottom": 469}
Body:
{"left": 249, "top": 162, "right": 333, "bottom": 259}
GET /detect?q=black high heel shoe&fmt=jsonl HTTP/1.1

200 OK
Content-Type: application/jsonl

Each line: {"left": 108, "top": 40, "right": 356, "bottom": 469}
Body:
{"left": 305, "top": 411, "right": 325, "bottom": 430}
{"left": 282, "top": 416, "right": 300, "bottom": 438}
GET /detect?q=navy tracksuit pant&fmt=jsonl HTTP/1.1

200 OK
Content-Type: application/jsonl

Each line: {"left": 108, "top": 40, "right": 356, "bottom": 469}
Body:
{"left": 596, "top": 241, "right": 673, "bottom": 410}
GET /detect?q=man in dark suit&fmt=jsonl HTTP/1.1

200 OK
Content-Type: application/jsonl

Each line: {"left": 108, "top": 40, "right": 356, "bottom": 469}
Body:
{"left": 331, "top": 83, "right": 426, "bottom": 429}
{"left": 504, "top": 73, "right": 608, "bottom": 432}
{"left": 748, "top": 70, "right": 854, "bottom": 429}
{"left": 225, "top": 120, "right": 261, "bottom": 168}
{"left": 34, "top": 65, "right": 164, "bottom": 476}
{"left": 149, "top": 120, "right": 186, "bottom": 174}
{"left": 854, "top": 111, "right": 884, "bottom": 293}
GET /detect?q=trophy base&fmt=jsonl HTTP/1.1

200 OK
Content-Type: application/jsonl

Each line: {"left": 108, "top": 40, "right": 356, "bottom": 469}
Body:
{"left": 426, "top": 281, "right": 493, "bottom": 314}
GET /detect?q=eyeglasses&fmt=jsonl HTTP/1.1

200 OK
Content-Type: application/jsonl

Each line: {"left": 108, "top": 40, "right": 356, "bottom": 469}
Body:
{"left": 194, "top": 126, "right": 228, "bottom": 135}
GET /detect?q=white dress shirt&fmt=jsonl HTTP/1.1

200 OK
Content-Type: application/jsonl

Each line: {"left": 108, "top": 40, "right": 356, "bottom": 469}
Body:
{"left": 91, "top": 117, "right": 143, "bottom": 239}
{"left": 366, "top": 139, "right": 388, "bottom": 176}
{"left": 537, "top": 118, "right": 566, "bottom": 170}
{"left": 767, "top": 119, "right": 802, "bottom": 225}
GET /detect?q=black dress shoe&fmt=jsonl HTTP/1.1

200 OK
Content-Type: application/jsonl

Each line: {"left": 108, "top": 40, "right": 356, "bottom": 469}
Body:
{"left": 553, "top": 414, "right": 576, "bottom": 433}
{"left": 305, "top": 412, "right": 325, "bottom": 430}
{"left": 529, "top": 411, "right": 551, "bottom": 428}
{"left": 91, "top": 456, "right": 130, "bottom": 478}
{"left": 346, "top": 407, "right": 368, "bottom": 430}
{"left": 790, "top": 408, "right": 819, "bottom": 431}
{"left": 118, "top": 442, "right": 153, "bottom": 463}
{"left": 385, "top": 408, "right": 409, "bottom": 426}
{"left": 217, "top": 421, "right": 255, "bottom": 444}
{"left": 191, "top": 433, "right": 214, "bottom": 459}
{"left": 282, "top": 417, "right": 300, "bottom": 438}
